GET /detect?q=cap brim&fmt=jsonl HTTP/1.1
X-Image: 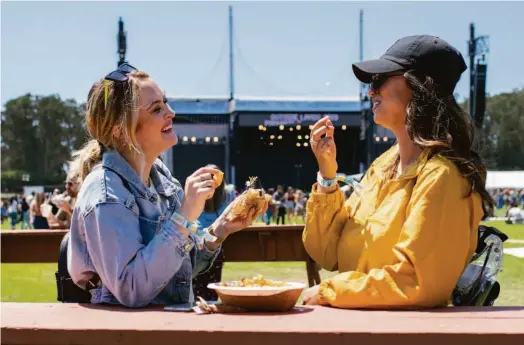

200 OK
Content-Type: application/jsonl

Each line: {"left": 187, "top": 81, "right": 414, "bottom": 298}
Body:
{"left": 352, "top": 58, "right": 404, "bottom": 83}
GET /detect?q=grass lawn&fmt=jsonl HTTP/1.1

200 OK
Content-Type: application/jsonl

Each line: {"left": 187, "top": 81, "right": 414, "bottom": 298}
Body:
{"left": 1, "top": 218, "right": 23, "bottom": 230}
{"left": 2, "top": 220, "right": 523, "bottom": 306}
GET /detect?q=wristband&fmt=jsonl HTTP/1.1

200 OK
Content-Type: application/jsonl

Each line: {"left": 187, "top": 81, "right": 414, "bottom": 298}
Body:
{"left": 316, "top": 171, "right": 338, "bottom": 187}
{"left": 170, "top": 211, "right": 197, "bottom": 233}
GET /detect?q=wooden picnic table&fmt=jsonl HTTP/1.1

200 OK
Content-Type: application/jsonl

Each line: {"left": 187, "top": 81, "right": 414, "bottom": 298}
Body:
{"left": 2, "top": 303, "right": 524, "bottom": 345}
{"left": 0, "top": 225, "right": 322, "bottom": 286}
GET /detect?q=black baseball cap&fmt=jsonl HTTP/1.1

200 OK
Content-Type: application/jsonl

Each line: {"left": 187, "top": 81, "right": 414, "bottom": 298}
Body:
{"left": 352, "top": 35, "right": 467, "bottom": 94}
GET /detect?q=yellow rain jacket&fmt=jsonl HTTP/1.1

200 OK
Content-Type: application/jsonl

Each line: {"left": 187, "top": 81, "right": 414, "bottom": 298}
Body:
{"left": 303, "top": 145, "right": 484, "bottom": 309}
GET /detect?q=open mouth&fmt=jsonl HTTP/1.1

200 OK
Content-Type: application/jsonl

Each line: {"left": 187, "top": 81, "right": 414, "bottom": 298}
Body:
{"left": 161, "top": 124, "right": 173, "bottom": 133}
{"left": 372, "top": 100, "right": 381, "bottom": 110}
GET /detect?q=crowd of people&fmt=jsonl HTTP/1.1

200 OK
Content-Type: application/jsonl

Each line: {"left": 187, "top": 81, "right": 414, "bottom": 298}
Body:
{"left": 488, "top": 188, "right": 524, "bottom": 224}
{"left": 1, "top": 175, "right": 79, "bottom": 230}
{"left": 260, "top": 185, "right": 307, "bottom": 225}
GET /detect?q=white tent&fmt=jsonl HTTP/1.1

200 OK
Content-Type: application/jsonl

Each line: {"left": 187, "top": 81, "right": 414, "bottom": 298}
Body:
{"left": 486, "top": 171, "right": 524, "bottom": 189}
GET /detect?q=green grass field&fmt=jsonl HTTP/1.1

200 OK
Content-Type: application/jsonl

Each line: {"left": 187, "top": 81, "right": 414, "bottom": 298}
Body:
{"left": 2, "top": 219, "right": 523, "bottom": 305}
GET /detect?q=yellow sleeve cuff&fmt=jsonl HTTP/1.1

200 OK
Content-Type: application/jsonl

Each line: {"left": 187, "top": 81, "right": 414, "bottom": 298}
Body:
{"left": 309, "top": 183, "right": 344, "bottom": 206}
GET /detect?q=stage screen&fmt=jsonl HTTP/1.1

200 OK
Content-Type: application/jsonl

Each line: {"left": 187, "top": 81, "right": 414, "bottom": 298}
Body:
{"left": 232, "top": 112, "right": 365, "bottom": 191}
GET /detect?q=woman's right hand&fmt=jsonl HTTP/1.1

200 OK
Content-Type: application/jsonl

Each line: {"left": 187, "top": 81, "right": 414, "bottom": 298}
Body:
{"left": 179, "top": 166, "right": 222, "bottom": 223}
{"left": 310, "top": 116, "right": 338, "bottom": 179}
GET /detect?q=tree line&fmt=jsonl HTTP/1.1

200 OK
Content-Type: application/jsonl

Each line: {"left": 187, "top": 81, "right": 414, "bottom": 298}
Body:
{"left": 1, "top": 94, "right": 87, "bottom": 192}
{"left": 1, "top": 89, "right": 523, "bottom": 192}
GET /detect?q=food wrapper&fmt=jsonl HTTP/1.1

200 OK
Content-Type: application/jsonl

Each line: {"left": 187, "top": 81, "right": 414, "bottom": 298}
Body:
{"left": 225, "top": 176, "right": 271, "bottom": 221}
{"left": 192, "top": 297, "right": 248, "bottom": 314}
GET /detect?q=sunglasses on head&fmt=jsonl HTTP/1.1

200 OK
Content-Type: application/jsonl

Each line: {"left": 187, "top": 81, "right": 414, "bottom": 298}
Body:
{"left": 104, "top": 63, "right": 138, "bottom": 82}
{"left": 103, "top": 63, "right": 138, "bottom": 109}
{"left": 370, "top": 72, "right": 404, "bottom": 92}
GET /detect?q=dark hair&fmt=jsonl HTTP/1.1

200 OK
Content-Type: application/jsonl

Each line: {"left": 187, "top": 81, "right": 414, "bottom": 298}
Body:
{"left": 402, "top": 70, "right": 493, "bottom": 207}
{"left": 203, "top": 164, "right": 225, "bottom": 213}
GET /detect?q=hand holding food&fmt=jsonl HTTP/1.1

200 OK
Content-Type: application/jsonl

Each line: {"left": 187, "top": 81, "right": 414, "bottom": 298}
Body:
{"left": 179, "top": 166, "right": 222, "bottom": 222}
{"left": 225, "top": 176, "right": 271, "bottom": 222}
{"left": 209, "top": 177, "right": 270, "bottom": 240}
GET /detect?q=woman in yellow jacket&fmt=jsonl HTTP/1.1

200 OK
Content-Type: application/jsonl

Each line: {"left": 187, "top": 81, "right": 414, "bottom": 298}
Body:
{"left": 302, "top": 35, "right": 493, "bottom": 309}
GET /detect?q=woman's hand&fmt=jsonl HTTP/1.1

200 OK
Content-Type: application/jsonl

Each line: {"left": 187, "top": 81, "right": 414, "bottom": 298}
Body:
{"left": 310, "top": 116, "right": 338, "bottom": 180}
{"left": 179, "top": 166, "right": 222, "bottom": 222}
{"left": 208, "top": 197, "right": 269, "bottom": 241}
{"left": 302, "top": 284, "right": 321, "bottom": 305}
{"left": 57, "top": 201, "right": 72, "bottom": 215}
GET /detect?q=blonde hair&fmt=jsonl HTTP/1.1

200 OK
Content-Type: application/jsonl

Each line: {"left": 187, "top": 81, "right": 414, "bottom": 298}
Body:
{"left": 69, "top": 71, "right": 150, "bottom": 183}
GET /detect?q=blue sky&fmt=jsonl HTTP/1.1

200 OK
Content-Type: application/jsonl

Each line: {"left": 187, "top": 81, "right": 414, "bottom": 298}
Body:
{"left": 2, "top": 1, "right": 523, "bottom": 104}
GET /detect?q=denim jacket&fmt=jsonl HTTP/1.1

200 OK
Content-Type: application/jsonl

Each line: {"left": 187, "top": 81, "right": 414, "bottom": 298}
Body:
{"left": 67, "top": 150, "right": 220, "bottom": 307}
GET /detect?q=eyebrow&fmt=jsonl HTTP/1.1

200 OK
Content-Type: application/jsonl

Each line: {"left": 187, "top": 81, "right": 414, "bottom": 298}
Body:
{"left": 146, "top": 94, "right": 168, "bottom": 110}
{"left": 146, "top": 100, "right": 162, "bottom": 110}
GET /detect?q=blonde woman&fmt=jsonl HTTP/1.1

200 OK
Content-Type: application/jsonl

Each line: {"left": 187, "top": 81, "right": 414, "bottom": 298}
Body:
{"left": 68, "top": 64, "right": 267, "bottom": 307}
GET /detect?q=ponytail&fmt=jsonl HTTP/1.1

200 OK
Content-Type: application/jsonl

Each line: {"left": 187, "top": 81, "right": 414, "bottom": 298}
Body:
{"left": 68, "top": 139, "right": 105, "bottom": 184}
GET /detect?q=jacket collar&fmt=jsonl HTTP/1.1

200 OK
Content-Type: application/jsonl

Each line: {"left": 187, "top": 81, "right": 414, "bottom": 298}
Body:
{"left": 101, "top": 150, "right": 177, "bottom": 199}
{"left": 149, "top": 158, "right": 178, "bottom": 198}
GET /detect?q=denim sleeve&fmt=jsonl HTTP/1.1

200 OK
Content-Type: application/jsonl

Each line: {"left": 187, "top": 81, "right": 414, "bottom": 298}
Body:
{"left": 83, "top": 202, "right": 196, "bottom": 308}
{"left": 190, "top": 214, "right": 222, "bottom": 277}
{"left": 192, "top": 235, "right": 221, "bottom": 277}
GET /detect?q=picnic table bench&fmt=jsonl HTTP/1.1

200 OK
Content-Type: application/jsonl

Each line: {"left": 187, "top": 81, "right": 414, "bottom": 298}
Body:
{"left": 1, "top": 225, "right": 322, "bottom": 286}
{"left": 2, "top": 303, "right": 524, "bottom": 345}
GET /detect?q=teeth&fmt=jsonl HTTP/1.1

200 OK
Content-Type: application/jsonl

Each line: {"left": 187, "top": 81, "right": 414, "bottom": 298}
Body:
{"left": 161, "top": 125, "right": 172, "bottom": 132}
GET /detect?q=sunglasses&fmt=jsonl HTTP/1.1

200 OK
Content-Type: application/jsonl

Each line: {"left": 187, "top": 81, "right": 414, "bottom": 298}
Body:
{"left": 104, "top": 63, "right": 138, "bottom": 82}
{"left": 103, "top": 63, "right": 138, "bottom": 109}
{"left": 370, "top": 72, "right": 404, "bottom": 92}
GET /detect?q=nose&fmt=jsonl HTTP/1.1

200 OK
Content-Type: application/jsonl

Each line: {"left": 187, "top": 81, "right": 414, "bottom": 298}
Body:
{"left": 368, "top": 87, "right": 376, "bottom": 98}
{"left": 165, "top": 104, "right": 175, "bottom": 120}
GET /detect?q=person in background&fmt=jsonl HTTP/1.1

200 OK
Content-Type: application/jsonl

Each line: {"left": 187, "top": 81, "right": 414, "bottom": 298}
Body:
{"left": 286, "top": 186, "right": 296, "bottom": 224}
{"left": 192, "top": 164, "right": 230, "bottom": 301}
{"left": 496, "top": 189, "right": 504, "bottom": 209}
{"left": 263, "top": 187, "right": 276, "bottom": 225}
{"left": 31, "top": 192, "right": 49, "bottom": 229}
{"left": 506, "top": 201, "right": 524, "bottom": 225}
{"left": 302, "top": 35, "right": 490, "bottom": 309}
{"left": 294, "top": 189, "right": 306, "bottom": 224}
{"left": 7, "top": 197, "right": 19, "bottom": 229}
{"left": 48, "top": 189, "right": 61, "bottom": 215}
{"left": 42, "top": 175, "right": 79, "bottom": 229}
{"left": 1, "top": 200, "right": 8, "bottom": 223}
{"left": 25, "top": 192, "right": 35, "bottom": 206}
{"left": 19, "top": 197, "right": 31, "bottom": 229}
{"left": 273, "top": 185, "right": 286, "bottom": 225}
